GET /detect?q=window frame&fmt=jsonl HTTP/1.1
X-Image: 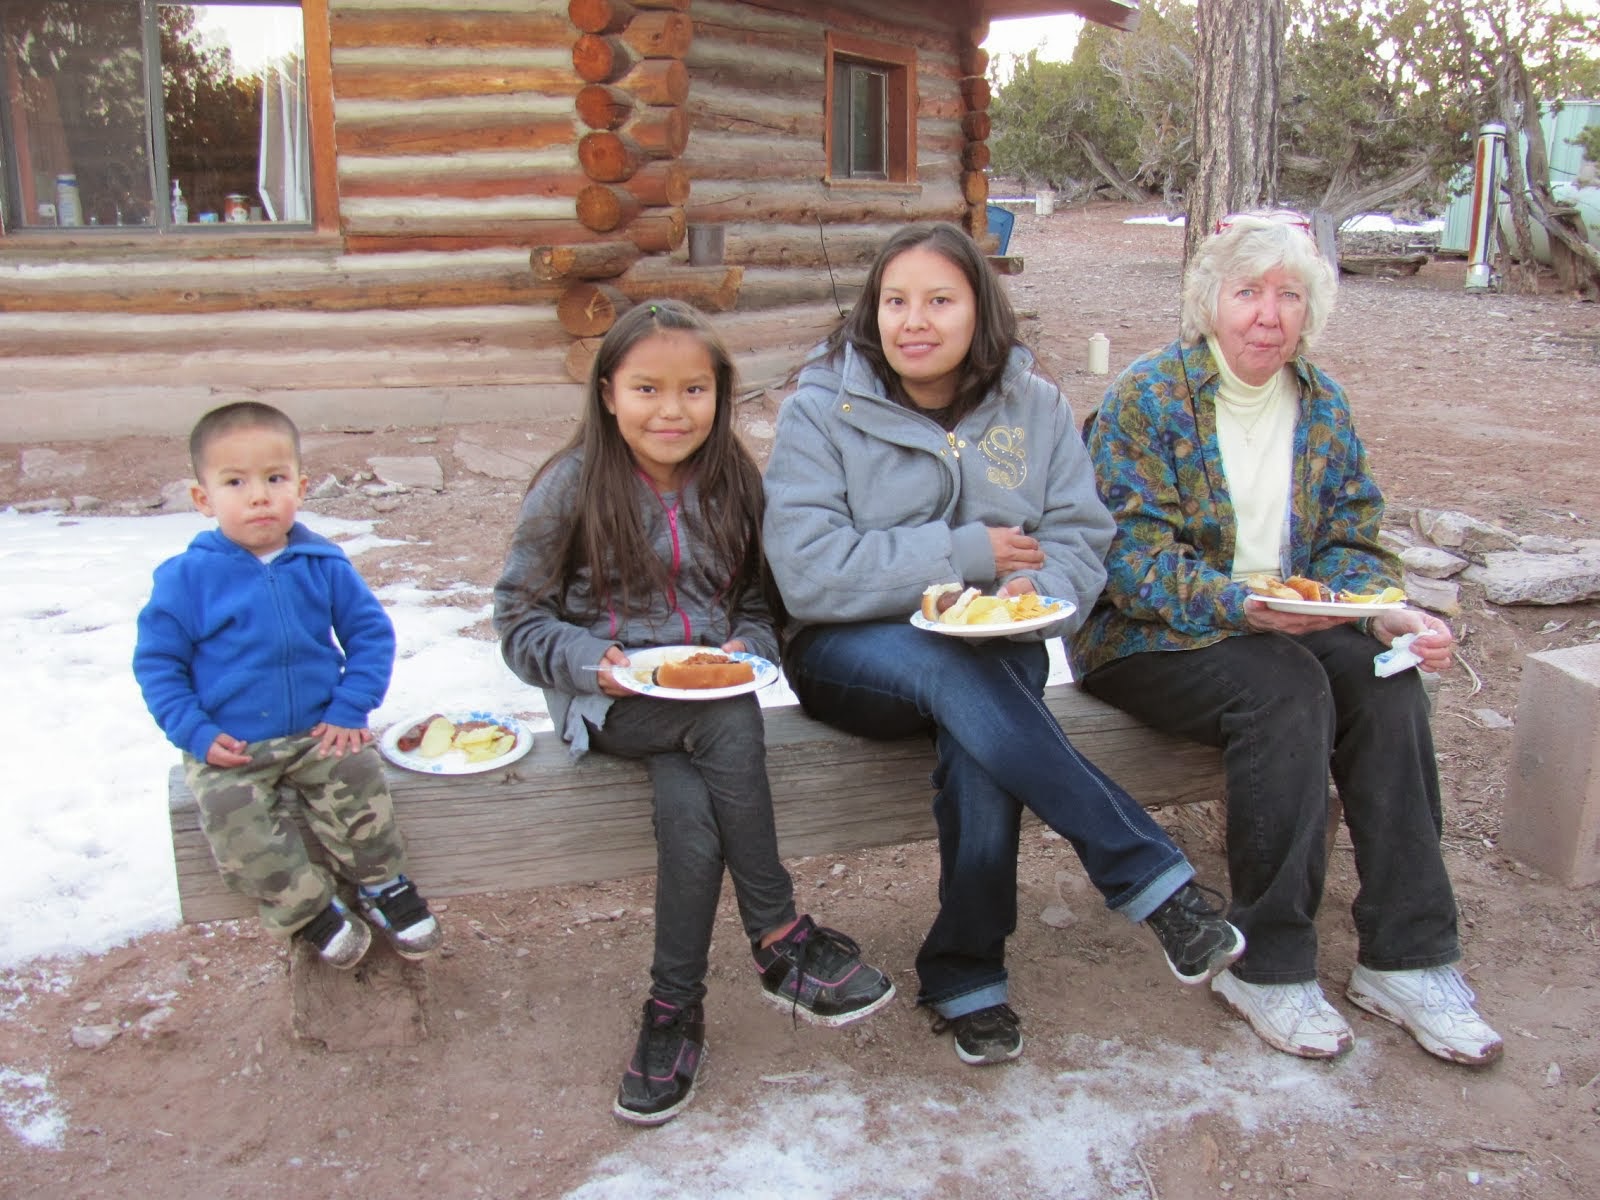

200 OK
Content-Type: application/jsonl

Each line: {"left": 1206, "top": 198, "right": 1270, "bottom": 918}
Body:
{"left": 0, "top": 0, "right": 337, "bottom": 240}
{"left": 823, "top": 31, "right": 915, "bottom": 187}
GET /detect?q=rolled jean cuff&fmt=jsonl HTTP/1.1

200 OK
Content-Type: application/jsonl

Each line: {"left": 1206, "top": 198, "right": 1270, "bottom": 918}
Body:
{"left": 1115, "top": 861, "right": 1196, "bottom": 925}
{"left": 927, "top": 980, "right": 1010, "bottom": 1021}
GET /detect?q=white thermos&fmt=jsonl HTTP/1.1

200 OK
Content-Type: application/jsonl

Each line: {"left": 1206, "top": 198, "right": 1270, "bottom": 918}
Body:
{"left": 1088, "top": 332, "right": 1110, "bottom": 375}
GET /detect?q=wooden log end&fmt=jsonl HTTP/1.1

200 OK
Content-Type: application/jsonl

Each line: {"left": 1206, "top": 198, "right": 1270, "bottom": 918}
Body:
{"left": 557, "top": 281, "right": 631, "bottom": 337}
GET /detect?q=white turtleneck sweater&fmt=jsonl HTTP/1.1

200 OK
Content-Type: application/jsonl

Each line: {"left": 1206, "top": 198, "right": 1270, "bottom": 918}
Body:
{"left": 1206, "top": 337, "right": 1296, "bottom": 580}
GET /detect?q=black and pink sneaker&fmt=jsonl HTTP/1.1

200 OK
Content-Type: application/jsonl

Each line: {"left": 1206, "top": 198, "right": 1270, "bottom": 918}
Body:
{"left": 752, "top": 915, "right": 895, "bottom": 1027}
{"left": 614, "top": 998, "right": 706, "bottom": 1126}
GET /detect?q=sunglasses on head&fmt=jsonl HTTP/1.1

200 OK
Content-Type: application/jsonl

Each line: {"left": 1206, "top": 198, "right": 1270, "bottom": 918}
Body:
{"left": 1214, "top": 209, "right": 1312, "bottom": 236}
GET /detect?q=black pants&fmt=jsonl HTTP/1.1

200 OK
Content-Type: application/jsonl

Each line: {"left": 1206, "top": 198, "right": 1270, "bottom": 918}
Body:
{"left": 1082, "top": 625, "right": 1460, "bottom": 984}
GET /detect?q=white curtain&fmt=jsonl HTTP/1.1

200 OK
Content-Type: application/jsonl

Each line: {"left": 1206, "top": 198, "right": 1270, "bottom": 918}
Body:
{"left": 258, "top": 52, "right": 310, "bottom": 223}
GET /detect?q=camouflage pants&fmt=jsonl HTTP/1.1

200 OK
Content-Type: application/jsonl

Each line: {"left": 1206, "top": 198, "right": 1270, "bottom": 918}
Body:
{"left": 183, "top": 734, "right": 408, "bottom": 940}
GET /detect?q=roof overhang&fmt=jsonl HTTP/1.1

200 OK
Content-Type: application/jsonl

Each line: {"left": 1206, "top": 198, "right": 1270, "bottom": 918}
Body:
{"left": 981, "top": 1, "right": 1140, "bottom": 32}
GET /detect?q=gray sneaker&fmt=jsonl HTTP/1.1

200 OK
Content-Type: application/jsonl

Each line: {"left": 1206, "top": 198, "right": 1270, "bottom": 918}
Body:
{"left": 1346, "top": 964, "right": 1502, "bottom": 1066}
{"left": 296, "top": 898, "right": 371, "bottom": 970}
{"left": 931, "top": 1003, "right": 1024, "bottom": 1066}
{"left": 1144, "top": 882, "right": 1245, "bottom": 984}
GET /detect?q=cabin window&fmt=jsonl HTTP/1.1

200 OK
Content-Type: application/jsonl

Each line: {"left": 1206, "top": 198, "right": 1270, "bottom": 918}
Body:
{"left": 825, "top": 32, "right": 914, "bottom": 184}
{"left": 0, "top": 0, "right": 314, "bottom": 232}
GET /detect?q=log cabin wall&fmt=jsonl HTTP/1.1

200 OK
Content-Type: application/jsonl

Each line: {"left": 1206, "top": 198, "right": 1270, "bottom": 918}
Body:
{"left": 0, "top": 0, "right": 996, "bottom": 440}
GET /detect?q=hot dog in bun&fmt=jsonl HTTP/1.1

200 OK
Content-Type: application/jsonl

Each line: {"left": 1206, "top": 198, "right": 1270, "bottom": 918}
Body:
{"left": 653, "top": 650, "right": 756, "bottom": 690}
{"left": 921, "top": 583, "right": 972, "bottom": 621}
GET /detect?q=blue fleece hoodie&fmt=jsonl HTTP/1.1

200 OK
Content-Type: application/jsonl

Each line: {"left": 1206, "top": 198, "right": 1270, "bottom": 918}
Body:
{"left": 133, "top": 523, "right": 395, "bottom": 760}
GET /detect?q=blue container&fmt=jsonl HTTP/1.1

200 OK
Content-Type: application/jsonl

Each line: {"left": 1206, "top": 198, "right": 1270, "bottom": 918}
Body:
{"left": 986, "top": 203, "right": 1015, "bottom": 255}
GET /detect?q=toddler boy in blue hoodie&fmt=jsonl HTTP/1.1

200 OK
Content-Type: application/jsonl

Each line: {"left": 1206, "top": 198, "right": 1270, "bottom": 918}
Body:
{"left": 134, "top": 402, "right": 440, "bottom": 967}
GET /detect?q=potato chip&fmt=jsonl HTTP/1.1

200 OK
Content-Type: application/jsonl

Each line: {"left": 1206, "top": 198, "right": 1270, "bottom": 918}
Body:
{"left": 417, "top": 716, "right": 456, "bottom": 757}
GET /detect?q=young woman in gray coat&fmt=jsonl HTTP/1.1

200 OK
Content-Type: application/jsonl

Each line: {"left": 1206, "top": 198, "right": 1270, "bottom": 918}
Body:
{"left": 762, "top": 223, "right": 1242, "bottom": 1065}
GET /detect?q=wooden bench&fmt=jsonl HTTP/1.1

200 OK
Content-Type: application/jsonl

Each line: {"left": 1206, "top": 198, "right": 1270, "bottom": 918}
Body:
{"left": 166, "top": 684, "right": 1223, "bottom": 1048}
{"left": 168, "top": 685, "right": 1224, "bottom": 924}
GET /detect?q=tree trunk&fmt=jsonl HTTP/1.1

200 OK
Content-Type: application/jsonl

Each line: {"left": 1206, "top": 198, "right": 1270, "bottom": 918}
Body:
{"left": 1186, "top": 0, "right": 1285, "bottom": 263}
{"left": 1072, "top": 133, "right": 1146, "bottom": 204}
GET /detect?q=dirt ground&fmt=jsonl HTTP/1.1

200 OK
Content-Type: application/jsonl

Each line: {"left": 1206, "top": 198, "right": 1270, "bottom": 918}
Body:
{"left": 3, "top": 202, "right": 1599, "bottom": 1199}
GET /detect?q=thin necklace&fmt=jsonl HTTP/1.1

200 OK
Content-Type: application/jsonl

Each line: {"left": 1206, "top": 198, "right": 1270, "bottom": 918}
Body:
{"left": 1223, "top": 370, "right": 1281, "bottom": 446}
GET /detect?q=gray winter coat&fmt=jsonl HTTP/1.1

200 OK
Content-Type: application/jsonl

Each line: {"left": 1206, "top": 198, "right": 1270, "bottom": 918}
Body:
{"left": 494, "top": 452, "right": 778, "bottom": 751}
{"left": 762, "top": 343, "right": 1113, "bottom": 640}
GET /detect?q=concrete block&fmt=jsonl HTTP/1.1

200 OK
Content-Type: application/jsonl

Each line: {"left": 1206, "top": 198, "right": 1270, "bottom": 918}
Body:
{"left": 1503, "top": 643, "right": 1600, "bottom": 887}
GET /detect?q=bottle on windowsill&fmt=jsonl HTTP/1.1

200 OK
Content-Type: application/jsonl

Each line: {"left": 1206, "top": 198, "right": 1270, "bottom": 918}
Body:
{"left": 171, "top": 179, "right": 188, "bottom": 225}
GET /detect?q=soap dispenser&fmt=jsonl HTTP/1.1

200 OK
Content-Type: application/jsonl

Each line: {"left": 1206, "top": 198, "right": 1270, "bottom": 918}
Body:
{"left": 171, "top": 179, "right": 188, "bottom": 225}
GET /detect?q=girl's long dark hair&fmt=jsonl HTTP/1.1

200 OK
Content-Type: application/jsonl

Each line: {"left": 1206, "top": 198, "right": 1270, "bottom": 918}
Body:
{"left": 821, "top": 221, "right": 1028, "bottom": 425}
{"left": 526, "top": 299, "right": 779, "bottom": 631}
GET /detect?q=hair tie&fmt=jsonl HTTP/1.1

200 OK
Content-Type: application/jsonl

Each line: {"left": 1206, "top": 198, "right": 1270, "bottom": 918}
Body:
{"left": 649, "top": 304, "right": 659, "bottom": 315}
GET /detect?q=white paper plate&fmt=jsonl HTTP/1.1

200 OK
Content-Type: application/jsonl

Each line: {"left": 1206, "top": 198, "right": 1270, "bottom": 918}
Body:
{"left": 1256, "top": 596, "right": 1407, "bottom": 617}
{"left": 612, "top": 647, "right": 779, "bottom": 701}
{"left": 910, "top": 596, "right": 1076, "bottom": 638}
{"left": 379, "top": 710, "right": 534, "bottom": 774}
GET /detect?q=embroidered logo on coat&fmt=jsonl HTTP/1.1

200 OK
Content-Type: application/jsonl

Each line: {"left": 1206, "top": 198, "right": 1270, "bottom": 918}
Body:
{"left": 980, "top": 426, "right": 1027, "bottom": 489}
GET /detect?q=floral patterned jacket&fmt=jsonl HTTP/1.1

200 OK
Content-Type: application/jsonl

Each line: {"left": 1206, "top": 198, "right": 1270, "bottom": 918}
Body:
{"left": 1069, "top": 338, "right": 1401, "bottom": 678}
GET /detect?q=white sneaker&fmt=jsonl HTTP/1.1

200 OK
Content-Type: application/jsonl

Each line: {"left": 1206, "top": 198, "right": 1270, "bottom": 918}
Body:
{"left": 1211, "top": 969, "right": 1354, "bottom": 1059}
{"left": 1346, "top": 964, "right": 1503, "bottom": 1066}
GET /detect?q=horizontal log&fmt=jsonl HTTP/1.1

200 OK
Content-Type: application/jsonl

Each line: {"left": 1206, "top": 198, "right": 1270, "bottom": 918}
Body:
{"left": 1, "top": 380, "right": 586, "bottom": 441}
{"left": 625, "top": 57, "right": 691, "bottom": 106}
{"left": 624, "top": 207, "right": 686, "bottom": 253}
{"left": 963, "top": 169, "right": 989, "bottom": 207}
{"left": 961, "top": 111, "right": 992, "bottom": 142}
{"left": 685, "top": 177, "right": 965, "bottom": 226}
{"left": 614, "top": 260, "right": 743, "bottom": 311}
{"left": 961, "top": 76, "right": 992, "bottom": 110}
{"left": 622, "top": 10, "right": 692, "bottom": 57}
{"left": 531, "top": 240, "right": 642, "bottom": 281}
{"left": 335, "top": 171, "right": 582, "bottom": 203}
{"left": 626, "top": 160, "right": 691, "bottom": 207}
{"left": 0, "top": 306, "right": 574, "bottom": 359}
{"left": 168, "top": 687, "right": 1226, "bottom": 922}
{"left": 0, "top": 251, "right": 555, "bottom": 316}
{"left": 728, "top": 265, "right": 867, "bottom": 311}
{"left": 337, "top": 112, "right": 578, "bottom": 156}
{"left": 332, "top": 64, "right": 582, "bottom": 102}
{"left": 557, "top": 281, "right": 631, "bottom": 336}
{"left": 329, "top": 10, "right": 573, "bottom": 49}
{"left": 961, "top": 46, "right": 989, "bottom": 77}
{"left": 963, "top": 141, "right": 992, "bottom": 171}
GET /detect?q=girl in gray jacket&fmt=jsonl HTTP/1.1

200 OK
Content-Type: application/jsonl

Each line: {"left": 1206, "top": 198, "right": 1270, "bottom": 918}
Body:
{"left": 762, "top": 223, "right": 1242, "bottom": 1066}
{"left": 493, "top": 301, "right": 891, "bottom": 1126}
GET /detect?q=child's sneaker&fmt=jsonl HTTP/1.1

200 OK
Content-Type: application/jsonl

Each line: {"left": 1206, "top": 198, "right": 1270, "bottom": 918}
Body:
{"left": 355, "top": 876, "right": 442, "bottom": 959}
{"left": 296, "top": 897, "right": 371, "bottom": 970}
{"left": 1144, "top": 882, "right": 1246, "bottom": 985}
{"left": 752, "top": 915, "right": 895, "bottom": 1026}
{"left": 614, "top": 998, "right": 706, "bottom": 1126}
{"left": 931, "top": 1003, "right": 1024, "bottom": 1066}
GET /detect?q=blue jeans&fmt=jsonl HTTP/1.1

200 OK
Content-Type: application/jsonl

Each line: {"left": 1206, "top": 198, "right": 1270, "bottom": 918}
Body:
{"left": 1082, "top": 626, "right": 1460, "bottom": 984}
{"left": 785, "top": 622, "right": 1193, "bottom": 1018}
{"left": 588, "top": 693, "right": 797, "bottom": 1007}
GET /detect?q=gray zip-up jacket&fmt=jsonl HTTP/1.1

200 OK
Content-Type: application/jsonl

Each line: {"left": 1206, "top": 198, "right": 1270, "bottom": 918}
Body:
{"left": 762, "top": 343, "right": 1113, "bottom": 641}
{"left": 494, "top": 452, "right": 778, "bottom": 751}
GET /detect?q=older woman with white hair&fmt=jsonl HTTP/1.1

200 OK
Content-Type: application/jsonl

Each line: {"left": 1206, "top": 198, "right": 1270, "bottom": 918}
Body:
{"left": 1071, "top": 212, "right": 1501, "bottom": 1066}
